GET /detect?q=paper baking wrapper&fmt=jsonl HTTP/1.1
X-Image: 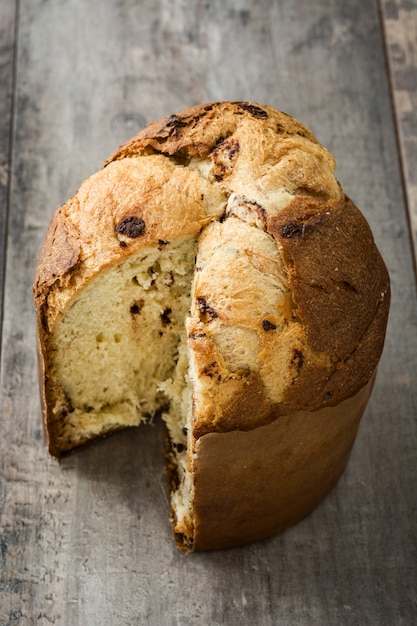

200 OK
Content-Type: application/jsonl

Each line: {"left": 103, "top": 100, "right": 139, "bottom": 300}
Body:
{"left": 192, "top": 375, "right": 375, "bottom": 550}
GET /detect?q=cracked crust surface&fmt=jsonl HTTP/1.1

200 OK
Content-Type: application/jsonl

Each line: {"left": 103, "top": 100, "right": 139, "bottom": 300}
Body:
{"left": 33, "top": 101, "right": 390, "bottom": 551}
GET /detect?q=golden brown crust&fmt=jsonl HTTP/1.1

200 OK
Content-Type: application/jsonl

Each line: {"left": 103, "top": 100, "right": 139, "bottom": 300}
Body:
{"left": 33, "top": 155, "right": 228, "bottom": 329}
{"left": 269, "top": 196, "right": 389, "bottom": 356}
{"left": 34, "top": 206, "right": 81, "bottom": 292}
{"left": 105, "top": 101, "right": 319, "bottom": 164}
{"left": 269, "top": 195, "right": 390, "bottom": 409}
{"left": 33, "top": 101, "right": 342, "bottom": 326}
{"left": 185, "top": 197, "right": 389, "bottom": 439}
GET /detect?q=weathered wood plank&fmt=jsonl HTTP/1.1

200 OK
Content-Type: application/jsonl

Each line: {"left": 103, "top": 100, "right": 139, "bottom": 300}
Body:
{"left": 0, "top": 1, "right": 17, "bottom": 349}
{"left": 1, "top": 0, "right": 416, "bottom": 624}
{"left": 380, "top": 0, "right": 417, "bottom": 271}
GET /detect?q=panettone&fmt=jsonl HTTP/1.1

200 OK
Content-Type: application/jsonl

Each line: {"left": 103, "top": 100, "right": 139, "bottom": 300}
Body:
{"left": 33, "top": 102, "right": 390, "bottom": 551}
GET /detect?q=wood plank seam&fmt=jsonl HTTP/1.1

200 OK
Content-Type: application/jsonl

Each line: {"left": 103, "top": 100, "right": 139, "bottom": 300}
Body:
{"left": 0, "top": 0, "right": 20, "bottom": 368}
{"left": 377, "top": 0, "right": 417, "bottom": 284}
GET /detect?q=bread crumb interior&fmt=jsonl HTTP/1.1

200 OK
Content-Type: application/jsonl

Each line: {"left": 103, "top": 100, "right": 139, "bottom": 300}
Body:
{"left": 48, "top": 238, "right": 196, "bottom": 537}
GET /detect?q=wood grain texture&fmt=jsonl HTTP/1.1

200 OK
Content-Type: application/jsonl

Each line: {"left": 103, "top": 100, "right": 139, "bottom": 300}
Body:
{"left": 1, "top": 1, "right": 416, "bottom": 624}
{"left": 0, "top": 1, "right": 17, "bottom": 348}
{"left": 380, "top": 0, "right": 417, "bottom": 270}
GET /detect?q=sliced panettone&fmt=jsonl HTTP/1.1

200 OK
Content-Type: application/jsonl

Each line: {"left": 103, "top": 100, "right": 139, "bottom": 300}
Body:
{"left": 33, "top": 102, "right": 390, "bottom": 551}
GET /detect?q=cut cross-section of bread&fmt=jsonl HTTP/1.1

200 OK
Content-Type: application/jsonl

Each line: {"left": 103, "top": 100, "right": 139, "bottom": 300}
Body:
{"left": 44, "top": 238, "right": 197, "bottom": 446}
{"left": 33, "top": 102, "right": 390, "bottom": 551}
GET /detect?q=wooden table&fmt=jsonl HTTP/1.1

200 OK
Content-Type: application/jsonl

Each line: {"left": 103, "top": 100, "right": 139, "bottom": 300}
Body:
{"left": 1, "top": 1, "right": 416, "bottom": 624}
